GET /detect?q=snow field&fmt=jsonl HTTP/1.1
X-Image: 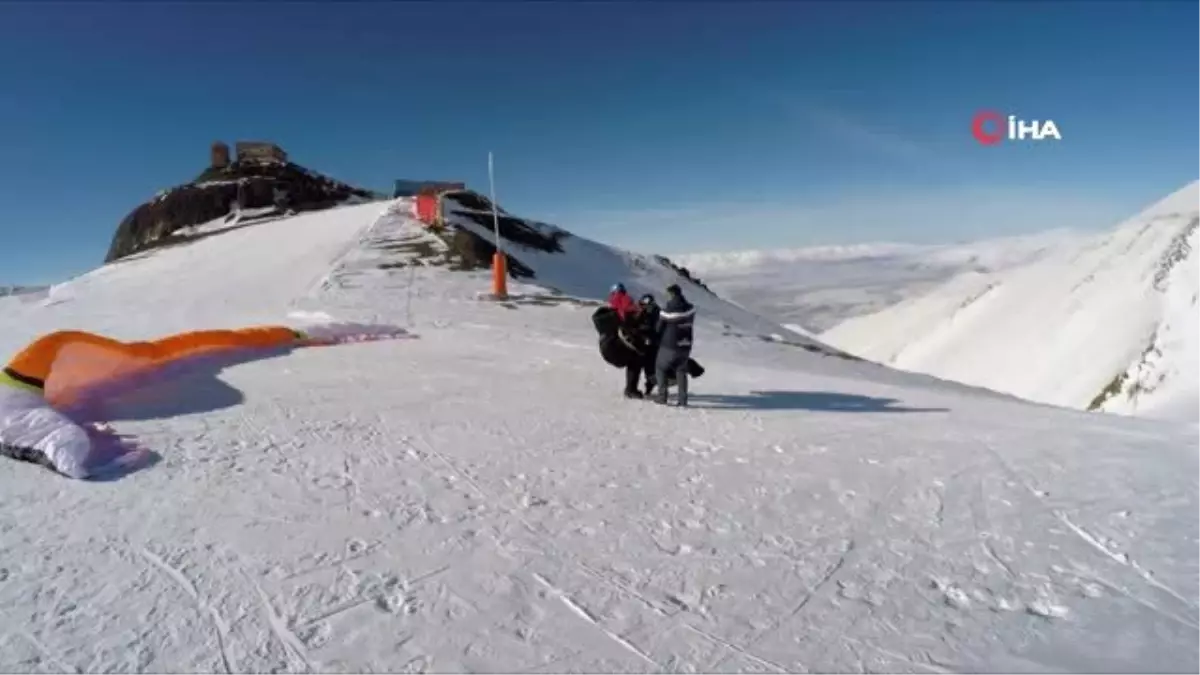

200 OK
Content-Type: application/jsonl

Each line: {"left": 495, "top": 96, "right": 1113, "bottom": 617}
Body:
{"left": 0, "top": 200, "right": 1194, "bottom": 672}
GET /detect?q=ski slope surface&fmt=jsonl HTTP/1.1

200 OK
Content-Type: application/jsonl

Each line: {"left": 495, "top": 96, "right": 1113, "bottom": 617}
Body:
{"left": 0, "top": 200, "right": 1195, "bottom": 673}
{"left": 824, "top": 181, "right": 1200, "bottom": 422}
{"left": 672, "top": 230, "right": 1078, "bottom": 333}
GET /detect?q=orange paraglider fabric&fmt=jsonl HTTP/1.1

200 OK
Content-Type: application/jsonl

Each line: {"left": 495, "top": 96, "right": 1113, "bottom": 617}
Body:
{"left": 0, "top": 326, "right": 303, "bottom": 408}
{"left": 0, "top": 321, "right": 408, "bottom": 479}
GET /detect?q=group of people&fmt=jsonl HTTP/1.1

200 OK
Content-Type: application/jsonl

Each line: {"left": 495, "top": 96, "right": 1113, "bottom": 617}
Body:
{"left": 602, "top": 282, "right": 697, "bottom": 407}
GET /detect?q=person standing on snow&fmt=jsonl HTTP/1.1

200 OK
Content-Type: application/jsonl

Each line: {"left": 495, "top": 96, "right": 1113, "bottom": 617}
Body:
{"left": 606, "top": 283, "right": 647, "bottom": 398}
{"left": 636, "top": 293, "right": 662, "bottom": 396}
{"left": 654, "top": 284, "right": 696, "bottom": 407}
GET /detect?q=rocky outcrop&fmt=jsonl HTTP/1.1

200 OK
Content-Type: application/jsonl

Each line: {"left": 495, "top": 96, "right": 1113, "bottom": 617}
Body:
{"left": 105, "top": 160, "right": 376, "bottom": 262}
{"left": 651, "top": 255, "right": 715, "bottom": 295}
{"left": 432, "top": 191, "right": 717, "bottom": 295}
{"left": 434, "top": 191, "right": 568, "bottom": 278}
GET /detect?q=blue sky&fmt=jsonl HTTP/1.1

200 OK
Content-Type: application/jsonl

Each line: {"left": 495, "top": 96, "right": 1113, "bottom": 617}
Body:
{"left": 0, "top": 1, "right": 1196, "bottom": 284}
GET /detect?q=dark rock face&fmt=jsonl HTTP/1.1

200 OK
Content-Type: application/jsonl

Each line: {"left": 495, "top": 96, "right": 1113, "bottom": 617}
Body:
{"left": 104, "top": 161, "right": 375, "bottom": 263}
{"left": 436, "top": 191, "right": 568, "bottom": 278}
{"left": 652, "top": 255, "right": 714, "bottom": 295}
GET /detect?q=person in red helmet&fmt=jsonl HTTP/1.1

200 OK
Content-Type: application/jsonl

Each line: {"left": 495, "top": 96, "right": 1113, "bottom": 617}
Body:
{"left": 607, "top": 283, "right": 639, "bottom": 322}
{"left": 605, "top": 283, "right": 647, "bottom": 397}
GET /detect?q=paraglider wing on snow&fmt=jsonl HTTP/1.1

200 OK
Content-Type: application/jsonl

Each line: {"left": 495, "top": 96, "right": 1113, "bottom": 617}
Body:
{"left": 9, "top": 326, "right": 303, "bottom": 408}
{"left": 0, "top": 323, "right": 405, "bottom": 478}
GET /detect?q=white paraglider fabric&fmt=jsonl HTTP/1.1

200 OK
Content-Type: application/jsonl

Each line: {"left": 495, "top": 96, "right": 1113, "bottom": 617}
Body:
{"left": 291, "top": 318, "right": 412, "bottom": 345}
{"left": 0, "top": 386, "right": 91, "bottom": 479}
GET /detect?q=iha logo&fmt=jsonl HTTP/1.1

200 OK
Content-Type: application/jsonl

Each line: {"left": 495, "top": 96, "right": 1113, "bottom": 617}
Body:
{"left": 972, "top": 110, "right": 1062, "bottom": 145}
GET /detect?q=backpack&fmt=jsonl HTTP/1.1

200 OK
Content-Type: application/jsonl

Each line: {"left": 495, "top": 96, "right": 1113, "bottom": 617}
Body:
{"left": 592, "top": 306, "right": 619, "bottom": 338}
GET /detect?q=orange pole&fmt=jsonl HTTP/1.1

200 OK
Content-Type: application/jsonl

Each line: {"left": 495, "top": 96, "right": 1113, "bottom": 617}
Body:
{"left": 492, "top": 252, "right": 508, "bottom": 298}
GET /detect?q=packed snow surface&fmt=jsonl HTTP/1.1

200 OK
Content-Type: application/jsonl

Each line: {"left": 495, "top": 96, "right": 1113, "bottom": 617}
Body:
{"left": 672, "top": 230, "right": 1078, "bottom": 333}
{"left": 0, "top": 201, "right": 1194, "bottom": 673}
{"left": 824, "top": 181, "right": 1200, "bottom": 422}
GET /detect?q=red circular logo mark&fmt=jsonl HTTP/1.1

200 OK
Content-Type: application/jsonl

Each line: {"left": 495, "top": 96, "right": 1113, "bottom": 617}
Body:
{"left": 972, "top": 110, "right": 1005, "bottom": 145}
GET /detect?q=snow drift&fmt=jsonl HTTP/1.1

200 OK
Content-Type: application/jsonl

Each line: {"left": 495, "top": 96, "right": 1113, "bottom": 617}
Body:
{"left": 823, "top": 180, "right": 1200, "bottom": 422}
{"left": 0, "top": 197, "right": 1194, "bottom": 673}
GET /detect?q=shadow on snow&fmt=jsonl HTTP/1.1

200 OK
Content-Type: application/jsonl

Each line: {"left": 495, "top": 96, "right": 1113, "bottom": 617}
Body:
{"left": 68, "top": 346, "right": 298, "bottom": 425}
{"left": 689, "top": 390, "right": 949, "bottom": 413}
{"left": 83, "top": 428, "right": 164, "bottom": 482}
{"left": 66, "top": 346, "right": 299, "bottom": 481}
{"left": 67, "top": 330, "right": 417, "bottom": 480}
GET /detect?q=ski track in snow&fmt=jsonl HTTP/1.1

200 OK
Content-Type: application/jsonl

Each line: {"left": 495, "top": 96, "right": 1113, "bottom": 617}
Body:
{"left": 977, "top": 437, "right": 1198, "bottom": 626}
{"left": 531, "top": 572, "right": 663, "bottom": 670}
{"left": 0, "top": 200, "right": 1194, "bottom": 672}
{"left": 137, "top": 547, "right": 237, "bottom": 674}
{"left": 246, "top": 573, "right": 313, "bottom": 673}
{"left": 6, "top": 622, "right": 80, "bottom": 674}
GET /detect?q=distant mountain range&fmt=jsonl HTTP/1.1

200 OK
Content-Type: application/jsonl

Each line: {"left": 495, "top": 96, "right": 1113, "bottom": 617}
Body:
{"left": 679, "top": 181, "right": 1199, "bottom": 421}
{"left": 0, "top": 285, "right": 48, "bottom": 298}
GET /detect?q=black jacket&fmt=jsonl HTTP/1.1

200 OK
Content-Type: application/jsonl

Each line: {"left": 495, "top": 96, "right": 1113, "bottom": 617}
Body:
{"left": 637, "top": 304, "right": 661, "bottom": 347}
{"left": 592, "top": 306, "right": 620, "bottom": 339}
{"left": 656, "top": 295, "right": 695, "bottom": 352}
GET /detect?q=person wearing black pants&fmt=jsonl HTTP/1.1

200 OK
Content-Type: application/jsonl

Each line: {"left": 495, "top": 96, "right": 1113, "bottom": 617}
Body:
{"left": 594, "top": 300, "right": 647, "bottom": 399}
{"left": 623, "top": 361, "right": 643, "bottom": 399}
{"left": 635, "top": 293, "right": 662, "bottom": 396}
{"left": 654, "top": 284, "right": 695, "bottom": 407}
{"left": 616, "top": 312, "right": 648, "bottom": 399}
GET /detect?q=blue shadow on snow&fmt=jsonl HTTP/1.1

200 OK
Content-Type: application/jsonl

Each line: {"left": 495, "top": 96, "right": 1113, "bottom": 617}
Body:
{"left": 66, "top": 346, "right": 298, "bottom": 481}
{"left": 43, "top": 328, "right": 416, "bottom": 481}
{"left": 67, "top": 346, "right": 297, "bottom": 424}
{"left": 688, "top": 390, "right": 949, "bottom": 413}
{"left": 82, "top": 428, "right": 164, "bottom": 482}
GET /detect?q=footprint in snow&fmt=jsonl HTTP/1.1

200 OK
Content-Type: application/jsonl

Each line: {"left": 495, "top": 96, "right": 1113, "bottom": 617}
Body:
{"left": 943, "top": 587, "right": 972, "bottom": 609}
{"left": 929, "top": 578, "right": 972, "bottom": 610}
{"left": 1026, "top": 599, "right": 1069, "bottom": 619}
{"left": 298, "top": 621, "right": 332, "bottom": 648}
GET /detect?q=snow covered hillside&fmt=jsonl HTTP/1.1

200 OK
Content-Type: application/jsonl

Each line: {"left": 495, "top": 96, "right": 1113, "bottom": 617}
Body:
{"left": 0, "top": 200, "right": 1195, "bottom": 673}
{"left": 825, "top": 181, "right": 1200, "bottom": 422}
{"left": 431, "top": 191, "right": 852, "bottom": 358}
{"left": 673, "top": 231, "right": 1079, "bottom": 333}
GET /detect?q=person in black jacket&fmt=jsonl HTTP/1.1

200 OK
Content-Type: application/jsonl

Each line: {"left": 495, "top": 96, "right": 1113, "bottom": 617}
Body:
{"left": 636, "top": 293, "right": 661, "bottom": 396}
{"left": 654, "top": 284, "right": 695, "bottom": 406}
{"left": 593, "top": 304, "right": 647, "bottom": 398}
{"left": 619, "top": 323, "right": 645, "bottom": 399}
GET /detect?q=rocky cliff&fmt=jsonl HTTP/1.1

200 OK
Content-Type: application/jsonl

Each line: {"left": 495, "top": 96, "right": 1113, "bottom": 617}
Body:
{"left": 105, "top": 160, "right": 377, "bottom": 262}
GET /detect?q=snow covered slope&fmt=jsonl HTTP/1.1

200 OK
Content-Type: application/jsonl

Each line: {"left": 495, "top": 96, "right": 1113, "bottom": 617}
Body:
{"left": 429, "top": 192, "right": 852, "bottom": 358}
{"left": 824, "top": 181, "right": 1200, "bottom": 422}
{"left": 0, "top": 200, "right": 1195, "bottom": 673}
{"left": 673, "top": 230, "right": 1077, "bottom": 333}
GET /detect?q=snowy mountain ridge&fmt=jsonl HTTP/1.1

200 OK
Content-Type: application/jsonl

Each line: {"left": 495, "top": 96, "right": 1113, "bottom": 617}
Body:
{"left": 824, "top": 180, "right": 1200, "bottom": 422}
